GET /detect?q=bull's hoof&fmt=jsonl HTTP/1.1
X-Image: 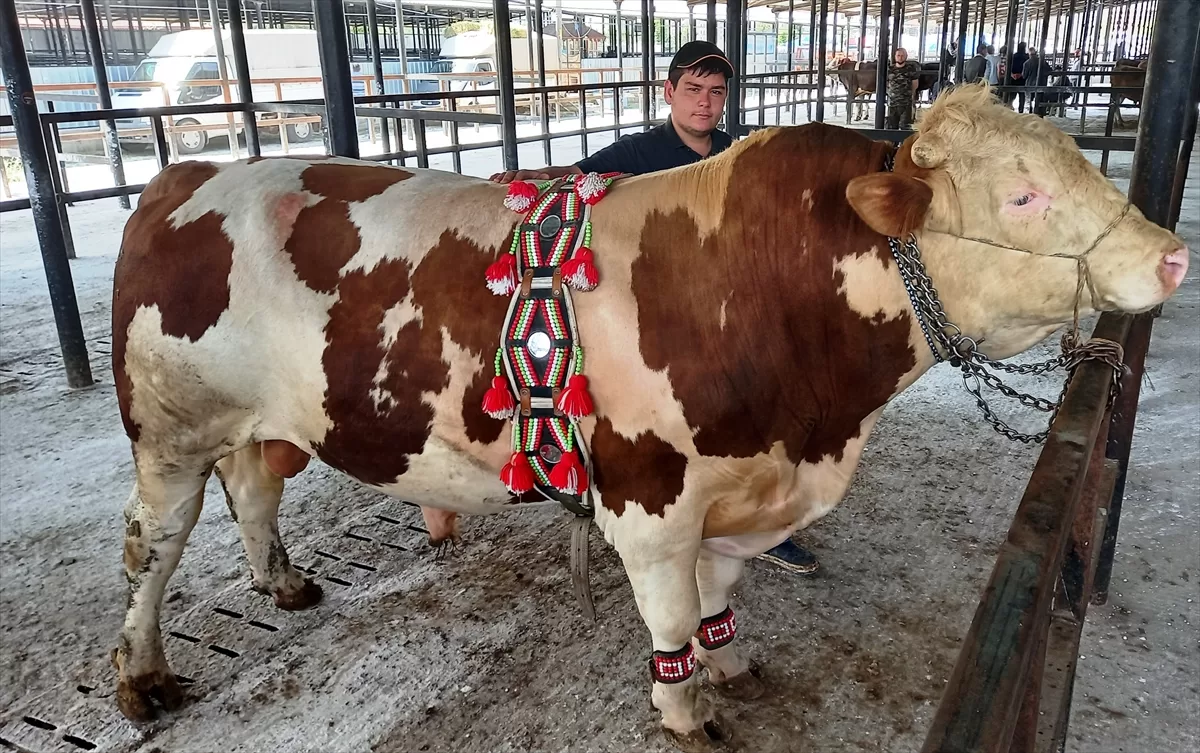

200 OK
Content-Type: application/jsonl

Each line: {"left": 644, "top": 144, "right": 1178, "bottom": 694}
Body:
{"left": 712, "top": 660, "right": 765, "bottom": 701}
{"left": 663, "top": 714, "right": 733, "bottom": 753}
{"left": 430, "top": 534, "right": 461, "bottom": 562}
{"left": 273, "top": 578, "right": 323, "bottom": 611}
{"left": 116, "top": 670, "right": 184, "bottom": 722}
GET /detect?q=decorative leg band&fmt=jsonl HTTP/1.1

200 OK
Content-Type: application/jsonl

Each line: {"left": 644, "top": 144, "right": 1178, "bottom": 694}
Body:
{"left": 695, "top": 606, "right": 737, "bottom": 651}
{"left": 649, "top": 644, "right": 698, "bottom": 685}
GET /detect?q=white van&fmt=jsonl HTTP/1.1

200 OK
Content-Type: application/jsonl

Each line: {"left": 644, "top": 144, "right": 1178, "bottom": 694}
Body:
{"left": 114, "top": 29, "right": 331, "bottom": 154}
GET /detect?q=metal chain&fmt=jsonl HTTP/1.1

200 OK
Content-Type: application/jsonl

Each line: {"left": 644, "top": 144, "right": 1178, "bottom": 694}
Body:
{"left": 888, "top": 234, "right": 1126, "bottom": 444}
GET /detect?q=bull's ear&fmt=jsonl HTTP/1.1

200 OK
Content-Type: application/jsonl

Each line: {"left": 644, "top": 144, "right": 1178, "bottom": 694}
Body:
{"left": 846, "top": 173, "right": 933, "bottom": 238}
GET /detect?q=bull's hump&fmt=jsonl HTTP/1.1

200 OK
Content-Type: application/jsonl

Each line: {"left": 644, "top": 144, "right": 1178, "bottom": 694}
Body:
{"left": 630, "top": 126, "right": 916, "bottom": 467}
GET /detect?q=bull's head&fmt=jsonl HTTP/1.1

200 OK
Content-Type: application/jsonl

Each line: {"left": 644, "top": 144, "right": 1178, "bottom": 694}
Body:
{"left": 845, "top": 84, "right": 1187, "bottom": 339}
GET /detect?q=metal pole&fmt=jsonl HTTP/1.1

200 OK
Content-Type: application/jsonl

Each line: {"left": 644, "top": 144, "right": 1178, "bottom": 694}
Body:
{"left": 937, "top": 0, "right": 951, "bottom": 90}
{"left": 725, "top": 0, "right": 743, "bottom": 134}
{"left": 0, "top": 2, "right": 93, "bottom": 389}
{"left": 787, "top": 0, "right": 796, "bottom": 121}
{"left": 1168, "top": 32, "right": 1200, "bottom": 232}
{"left": 955, "top": 0, "right": 969, "bottom": 82}
{"left": 227, "top": 0, "right": 260, "bottom": 157}
{"left": 1003, "top": 0, "right": 1019, "bottom": 103}
{"left": 492, "top": 0, "right": 519, "bottom": 168}
{"left": 919, "top": 0, "right": 930, "bottom": 61}
{"left": 395, "top": 1, "right": 409, "bottom": 94}
{"left": 206, "top": 0, "right": 241, "bottom": 159}
{"left": 79, "top": 0, "right": 129, "bottom": 209}
{"left": 816, "top": 0, "right": 828, "bottom": 121}
{"left": 893, "top": 0, "right": 905, "bottom": 59}
{"left": 1038, "top": 0, "right": 1053, "bottom": 67}
{"left": 859, "top": 0, "right": 868, "bottom": 60}
{"left": 641, "top": 0, "right": 653, "bottom": 127}
{"left": 1060, "top": 0, "right": 1078, "bottom": 73}
{"left": 365, "top": 0, "right": 390, "bottom": 159}
{"left": 706, "top": 0, "right": 716, "bottom": 43}
{"left": 535, "top": 0, "right": 549, "bottom": 164}
{"left": 1094, "top": 0, "right": 1200, "bottom": 606}
{"left": 313, "top": 0, "right": 358, "bottom": 158}
{"left": 876, "top": 0, "right": 892, "bottom": 128}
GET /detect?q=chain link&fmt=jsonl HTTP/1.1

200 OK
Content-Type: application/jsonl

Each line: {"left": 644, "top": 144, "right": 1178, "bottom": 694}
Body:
{"left": 889, "top": 234, "right": 1125, "bottom": 444}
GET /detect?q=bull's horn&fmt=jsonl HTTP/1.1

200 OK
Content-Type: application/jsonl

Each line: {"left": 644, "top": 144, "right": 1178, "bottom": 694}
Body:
{"left": 911, "top": 135, "right": 946, "bottom": 169}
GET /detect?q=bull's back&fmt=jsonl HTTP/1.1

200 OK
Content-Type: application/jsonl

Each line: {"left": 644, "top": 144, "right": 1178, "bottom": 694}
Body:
{"left": 114, "top": 156, "right": 519, "bottom": 486}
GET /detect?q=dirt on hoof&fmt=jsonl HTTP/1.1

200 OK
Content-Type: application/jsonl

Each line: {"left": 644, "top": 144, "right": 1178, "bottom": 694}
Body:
{"left": 662, "top": 714, "right": 733, "bottom": 753}
{"left": 272, "top": 578, "right": 324, "bottom": 611}
{"left": 116, "top": 670, "right": 184, "bottom": 722}
{"left": 711, "top": 659, "right": 765, "bottom": 701}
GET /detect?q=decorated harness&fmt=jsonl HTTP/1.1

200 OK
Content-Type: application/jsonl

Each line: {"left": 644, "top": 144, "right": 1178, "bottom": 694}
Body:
{"left": 480, "top": 172, "right": 620, "bottom": 516}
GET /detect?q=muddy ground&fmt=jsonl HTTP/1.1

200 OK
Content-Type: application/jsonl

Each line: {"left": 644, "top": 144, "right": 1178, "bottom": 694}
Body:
{"left": 0, "top": 146, "right": 1195, "bottom": 753}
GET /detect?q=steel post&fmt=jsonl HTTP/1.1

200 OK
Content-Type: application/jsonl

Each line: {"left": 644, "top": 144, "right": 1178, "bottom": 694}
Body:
{"left": 492, "top": 0, "right": 519, "bottom": 168}
{"left": 641, "top": 0, "right": 653, "bottom": 127}
{"left": 786, "top": 0, "right": 796, "bottom": 120}
{"left": 876, "top": 0, "right": 892, "bottom": 128}
{"left": 313, "top": 0, "right": 359, "bottom": 158}
{"left": 1038, "top": 0, "right": 1053, "bottom": 66}
{"left": 919, "top": 0, "right": 930, "bottom": 61}
{"left": 206, "top": 0, "right": 241, "bottom": 158}
{"left": 1003, "top": 0, "right": 1019, "bottom": 96}
{"left": 816, "top": 0, "right": 828, "bottom": 121}
{"left": 79, "top": 0, "right": 129, "bottom": 209}
{"left": 365, "top": 0, "right": 390, "bottom": 159}
{"left": 725, "top": 0, "right": 743, "bottom": 134}
{"left": 707, "top": 0, "right": 716, "bottom": 43}
{"left": 0, "top": 2, "right": 93, "bottom": 388}
{"left": 535, "top": 0, "right": 550, "bottom": 164}
{"left": 1060, "top": 0, "right": 1078, "bottom": 73}
{"left": 955, "top": 0, "right": 969, "bottom": 82}
{"left": 227, "top": 0, "right": 260, "bottom": 157}
{"left": 1094, "top": 0, "right": 1200, "bottom": 605}
{"left": 937, "top": 0, "right": 951, "bottom": 93}
{"left": 859, "top": 0, "right": 869, "bottom": 61}
{"left": 1168, "top": 32, "right": 1200, "bottom": 232}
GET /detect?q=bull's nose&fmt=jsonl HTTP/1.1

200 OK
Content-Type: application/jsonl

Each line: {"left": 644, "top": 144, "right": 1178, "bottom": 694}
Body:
{"left": 1159, "top": 246, "right": 1190, "bottom": 291}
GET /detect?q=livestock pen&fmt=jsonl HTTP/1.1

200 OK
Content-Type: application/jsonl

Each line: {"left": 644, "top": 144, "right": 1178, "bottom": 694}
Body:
{"left": 1, "top": 1, "right": 1196, "bottom": 752}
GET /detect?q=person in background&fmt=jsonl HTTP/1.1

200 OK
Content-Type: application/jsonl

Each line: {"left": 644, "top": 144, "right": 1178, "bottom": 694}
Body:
{"left": 491, "top": 40, "right": 823, "bottom": 577}
{"left": 886, "top": 47, "right": 922, "bottom": 129}
{"left": 963, "top": 44, "right": 989, "bottom": 84}
{"left": 1007, "top": 42, "right": 1030, "bottom": 111}
{"left": 985, "top": 44, "right": 1000, "bottom": 86}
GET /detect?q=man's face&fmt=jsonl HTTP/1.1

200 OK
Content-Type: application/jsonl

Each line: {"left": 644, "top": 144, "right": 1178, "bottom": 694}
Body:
{"left": 894, "top": 49, "right": 908, "bottom": 64}
{"left": 664, "top": 69, "right": 728, "bottom": 138}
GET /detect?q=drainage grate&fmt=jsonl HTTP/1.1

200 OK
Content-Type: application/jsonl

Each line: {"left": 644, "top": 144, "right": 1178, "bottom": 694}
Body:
{"left": 0, "top": 496, "right": 430, "bottom": 752}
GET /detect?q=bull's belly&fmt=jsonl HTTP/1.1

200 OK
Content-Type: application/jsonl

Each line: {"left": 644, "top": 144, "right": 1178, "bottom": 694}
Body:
{"left": 367, "top": 436, "right": 559, "bottom": 516}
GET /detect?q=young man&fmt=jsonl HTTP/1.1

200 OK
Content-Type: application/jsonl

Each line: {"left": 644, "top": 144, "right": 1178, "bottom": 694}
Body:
{"left": 886, "top": 47, "right": 921, "bottom": 130}
{"left": 963, "top": 44, "right": 989, "bottom": 85}
{"left": 490, "top": 40, "right": 820, "bottom": 576}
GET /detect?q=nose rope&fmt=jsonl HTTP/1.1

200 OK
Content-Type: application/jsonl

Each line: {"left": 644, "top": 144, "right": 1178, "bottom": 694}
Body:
{"left": 925, "top": 202, "right": 1132, "bottom": 350}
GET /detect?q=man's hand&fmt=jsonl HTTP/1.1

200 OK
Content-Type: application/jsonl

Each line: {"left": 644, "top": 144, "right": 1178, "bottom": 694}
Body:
{"left": 489, "top": 169, "right": 552, "bottom": 184}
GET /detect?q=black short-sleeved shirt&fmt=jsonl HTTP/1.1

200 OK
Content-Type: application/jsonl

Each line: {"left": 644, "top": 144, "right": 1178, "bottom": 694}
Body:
{"left": 575, "top": 118, "right": 733, "bottom": 176}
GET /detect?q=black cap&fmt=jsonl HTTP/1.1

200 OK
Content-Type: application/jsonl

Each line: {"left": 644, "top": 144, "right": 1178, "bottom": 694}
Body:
{"left": 668, "top": 40, "right": 735, "bottom": 79}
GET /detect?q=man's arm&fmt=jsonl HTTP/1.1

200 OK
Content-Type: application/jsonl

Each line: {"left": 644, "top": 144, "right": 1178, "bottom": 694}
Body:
{"left": 490, "top": 133, "right": 641, "bottom": 184}
{"left": 489, "top": 165, "right": 581, "bottom": 184}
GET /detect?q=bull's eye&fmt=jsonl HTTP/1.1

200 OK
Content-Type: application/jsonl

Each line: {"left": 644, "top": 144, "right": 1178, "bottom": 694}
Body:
{"left": 1012, "top": 193, "right": 1035, "bottom": 207}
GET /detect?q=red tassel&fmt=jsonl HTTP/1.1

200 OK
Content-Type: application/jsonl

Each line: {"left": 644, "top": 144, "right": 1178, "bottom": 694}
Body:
{"left": 504, "top": 181, "right": 539, "bottom": 213}
{"left": 556, "top": 374, "right": 594, "bottom": 418}
{"left": 500, "top": 452, "right": 535, "bottom": 494}
{"left": 561, "top": 247, "right": 599, "bottom": 291}
{"left": 549, "top": 452, "right": 589, "bottom": 495}
{"left": 481, "top": 376, "right": 515, "bottom": 419}
{"left": 485, "top": 253, "right": 518, "bottom": 296}
{"left": 574, "top": 172, "right": 610, "bottom": 205}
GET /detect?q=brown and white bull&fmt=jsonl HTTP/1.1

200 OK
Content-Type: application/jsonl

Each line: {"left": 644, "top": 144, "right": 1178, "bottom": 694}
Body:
{"left": 110, "top": 86, "right": 1187, "bottom": 750}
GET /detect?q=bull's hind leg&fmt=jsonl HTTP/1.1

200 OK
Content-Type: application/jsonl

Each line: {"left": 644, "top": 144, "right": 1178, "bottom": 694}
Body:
{"left": 214, "top": 444, "right": 322, "bottom": 610}
{"left": 694, "top": 551, "right": 763, "bottom": 700}
{"left": 114, "top": 461, "right": 209, "bottom": 721}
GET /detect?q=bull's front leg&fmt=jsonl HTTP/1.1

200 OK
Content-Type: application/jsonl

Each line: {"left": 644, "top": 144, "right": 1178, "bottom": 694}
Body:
{"left": 693, "top": 551, "right": 763, "bottom": 699}
{"left": 614, "top": 524, "right": 732, "bottom": 753}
